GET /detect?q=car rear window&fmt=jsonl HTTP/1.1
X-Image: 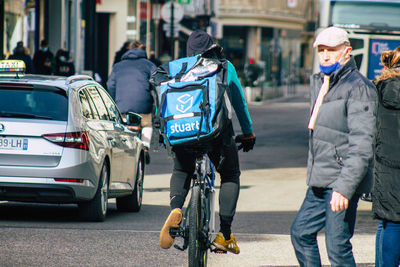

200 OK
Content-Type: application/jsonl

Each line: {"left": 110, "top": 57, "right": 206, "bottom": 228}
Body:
{"left": 0, "top": 85, "right": 68, "bottom": 121}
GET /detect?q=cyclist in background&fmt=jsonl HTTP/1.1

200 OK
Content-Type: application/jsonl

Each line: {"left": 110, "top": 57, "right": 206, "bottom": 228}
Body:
{"left": 107, "top": 40, "right": 157, "bottom": 163}
{"left": 158, "top": 30, "right": 256, "bottom": 254}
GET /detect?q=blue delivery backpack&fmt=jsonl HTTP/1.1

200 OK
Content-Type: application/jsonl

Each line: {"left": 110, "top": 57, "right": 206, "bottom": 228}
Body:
{"left": 152, "top": 48, "right": 231, "bottom": 148}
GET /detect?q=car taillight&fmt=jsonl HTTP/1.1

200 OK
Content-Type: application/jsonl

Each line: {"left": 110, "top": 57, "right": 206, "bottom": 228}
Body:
{"left": 42, "top": 132, "right": 89, "bottom": 150}
{"left": 54, "top": 178, "right": 84, "bottom": 183}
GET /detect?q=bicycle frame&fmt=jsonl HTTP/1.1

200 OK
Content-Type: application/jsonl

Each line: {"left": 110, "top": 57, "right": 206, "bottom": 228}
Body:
{"left": 169, "top": 153, "right": 216, "bottom": 266}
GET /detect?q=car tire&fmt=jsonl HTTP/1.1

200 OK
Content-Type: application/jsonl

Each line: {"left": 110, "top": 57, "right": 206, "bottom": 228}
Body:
{"left": 78, "top": 163, "right": 109, "bottom": 222}
{"left": 116, "top": 156, "right": 144, "bottom": 212}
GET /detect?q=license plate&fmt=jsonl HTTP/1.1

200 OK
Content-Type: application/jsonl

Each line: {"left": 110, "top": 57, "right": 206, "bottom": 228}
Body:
{"left": 0, "top": 137, "right": 28, "bottom": 150}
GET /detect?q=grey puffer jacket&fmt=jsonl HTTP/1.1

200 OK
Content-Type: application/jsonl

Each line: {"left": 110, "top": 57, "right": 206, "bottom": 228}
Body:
{"left": 307, "top": 57, "right": 377, "bottom": 199}
{"left": 107, "top": 49, "right": 157, "bottom": 114}
{"left": 372, "top": 72, "right": 400, "bottom": 222}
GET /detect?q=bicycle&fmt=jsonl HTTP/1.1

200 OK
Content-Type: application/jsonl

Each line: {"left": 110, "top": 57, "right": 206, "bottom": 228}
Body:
{"left": 169, "top": 147, "right": 220, "bottom": 267}
{"left": 168, "top": 136, "right": 255, "bottom": 267}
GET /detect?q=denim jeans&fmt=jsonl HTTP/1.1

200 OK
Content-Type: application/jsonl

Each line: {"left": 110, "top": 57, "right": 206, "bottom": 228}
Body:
{"left": 378, "top": 220, "right": 400, "bottom": 266}
{"left": 375, "top": 220, "right": 384, "bottom": 267}
{"left": 290, "top": 187, "right": 359, "bottom": 267}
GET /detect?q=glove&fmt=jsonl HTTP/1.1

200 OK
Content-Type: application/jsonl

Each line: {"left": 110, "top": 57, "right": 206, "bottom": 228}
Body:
{"left": 235, "top": 132, "right": 256, "bottom": 152}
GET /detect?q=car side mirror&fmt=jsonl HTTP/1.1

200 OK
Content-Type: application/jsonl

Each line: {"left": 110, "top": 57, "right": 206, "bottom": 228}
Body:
{"left": 125, "top": 112, "right": 142, "bottom": 126}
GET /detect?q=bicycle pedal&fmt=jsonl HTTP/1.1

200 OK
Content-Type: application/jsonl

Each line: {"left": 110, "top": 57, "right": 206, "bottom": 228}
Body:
{"left": 173, "top": 244, "right": 185, "bottom": 251}
{"left": 169, "top": 225, "right": 182, "bottom": 238}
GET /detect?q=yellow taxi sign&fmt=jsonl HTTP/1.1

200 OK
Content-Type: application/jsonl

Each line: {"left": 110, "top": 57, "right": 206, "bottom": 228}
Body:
{"left": 0, "top": 60, "right": 26, "bottom": 77}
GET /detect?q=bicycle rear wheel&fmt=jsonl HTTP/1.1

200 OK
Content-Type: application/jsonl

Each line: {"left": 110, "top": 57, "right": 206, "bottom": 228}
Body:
{"left": 188, "top": 185, "right": 207, "bottom": 267}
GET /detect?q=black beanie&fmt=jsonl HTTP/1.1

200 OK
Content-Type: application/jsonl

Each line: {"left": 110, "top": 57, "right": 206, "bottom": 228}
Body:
{"left": 186, "top": 30, "right": 213, "bottom": 57}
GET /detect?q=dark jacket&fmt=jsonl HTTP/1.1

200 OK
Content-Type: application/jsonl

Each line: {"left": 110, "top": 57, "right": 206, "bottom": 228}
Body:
{"left": 307, "top": 57, "right": 377, "bottom": 199}
{"left": 33, "top": 49, "right": 54, "bottom": 75}
{"left": 372, "top": 72, "right": 400, "bottom": 222}
{"left": 54, "top": 60, "right": 75, "bottom": 76}
{"left": 107, "top": 49, "right": 157, "bottom": 114}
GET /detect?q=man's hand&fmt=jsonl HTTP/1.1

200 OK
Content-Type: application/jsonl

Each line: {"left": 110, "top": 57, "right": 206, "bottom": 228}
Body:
{"left": 330, "top": 191, "right": 349, "bottom": 212}
{"left": 235, "top": 132, "right": 256, "bottom": 152}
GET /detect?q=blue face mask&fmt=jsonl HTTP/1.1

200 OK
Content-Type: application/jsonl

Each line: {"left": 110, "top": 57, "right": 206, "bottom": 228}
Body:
{"left": 319, "top": 62, "right": 340, "bottom": 75}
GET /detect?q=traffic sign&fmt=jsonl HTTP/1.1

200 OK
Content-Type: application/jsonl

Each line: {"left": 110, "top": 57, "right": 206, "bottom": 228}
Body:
{"left": 164, "top": 23, "right": 181, "bottom": 38}
{"left": 177, "top": 0, "right": 190, "bottom": 4}
{"left": 161, "top": 1, "right": 184, "bottom": 23}
{"left": 163, "top": 23, "right": 181, "bottom": 32}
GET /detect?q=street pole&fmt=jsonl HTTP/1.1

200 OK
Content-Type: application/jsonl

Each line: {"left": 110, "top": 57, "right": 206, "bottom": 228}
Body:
{"left": 136, "top": 0, "right": 140, "bottom": 41}
{"left": 170, "top": 1, "right": 175, "bottom": 59}
{"left": 146, "top": 0, "right": 151, "bottom": 56}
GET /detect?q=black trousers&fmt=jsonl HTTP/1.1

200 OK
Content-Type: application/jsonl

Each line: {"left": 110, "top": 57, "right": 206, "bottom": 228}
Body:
{"left": 170, "top": 135, "right": 241, "bottom": 219}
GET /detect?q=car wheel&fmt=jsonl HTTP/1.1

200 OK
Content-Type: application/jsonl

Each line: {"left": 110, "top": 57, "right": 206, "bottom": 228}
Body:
{"left": 116, "top": 156, "right": 144, "bottom": 212}
{"left": 79, "top": 163, "right": 109, "bottom": 221}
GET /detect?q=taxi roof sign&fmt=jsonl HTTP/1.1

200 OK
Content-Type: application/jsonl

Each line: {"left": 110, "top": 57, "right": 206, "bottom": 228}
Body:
{"left": 0, "top": 60, "right": 26, "bottom": 77}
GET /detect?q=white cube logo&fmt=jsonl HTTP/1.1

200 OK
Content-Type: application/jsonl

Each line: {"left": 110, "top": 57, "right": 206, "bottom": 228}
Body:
{"left": 176, "top": 94, "right": 193, "bottom": 113}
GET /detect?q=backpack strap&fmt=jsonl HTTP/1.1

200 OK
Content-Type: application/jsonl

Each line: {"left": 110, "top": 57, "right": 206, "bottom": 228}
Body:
{"left": 197, "top": 80, "right": 210, "bottom": 139}
{"left": 174, "top": 62, "right": 188, "bottom": 82}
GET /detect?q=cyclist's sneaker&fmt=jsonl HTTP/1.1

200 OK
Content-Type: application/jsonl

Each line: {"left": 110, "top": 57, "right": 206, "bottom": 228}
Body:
{"left": 159, "top": 208, "right": 182, "bottom": 249}
{"left": 212, "top": 232, "right": 240, "bottom": 254}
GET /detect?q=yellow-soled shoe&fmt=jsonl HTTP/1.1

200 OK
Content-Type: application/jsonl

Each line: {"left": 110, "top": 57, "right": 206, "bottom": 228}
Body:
{"left": 159, "top": 208, "right": 183, "bottom": 249}
{"left": 212, "top": 232, "right": 240, "bottom": 254}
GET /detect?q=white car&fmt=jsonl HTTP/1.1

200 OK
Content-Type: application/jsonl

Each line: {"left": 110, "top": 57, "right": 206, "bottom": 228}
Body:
{"left": 0, "top": 60, "right": 146, "bottom": 221}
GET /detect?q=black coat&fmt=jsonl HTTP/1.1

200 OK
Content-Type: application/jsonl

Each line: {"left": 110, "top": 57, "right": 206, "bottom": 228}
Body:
{"left": 373, "top": 73, "right": 400, "bottom": 222}
{"left": 33, "top": 49, "right": 54, "bottom": 75}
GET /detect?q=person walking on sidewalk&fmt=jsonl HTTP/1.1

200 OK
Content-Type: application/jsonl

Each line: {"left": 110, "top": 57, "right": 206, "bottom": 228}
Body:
{"left": 107, "top": 40, "right": 157, "bottom": 162}
{"left": 152, "top": 30, "right": 256, "bottom": 254}
{"left": 372, "top": 46, "right": 400, "bottom": 267}
{"left": 290, "top": 26, "right": 377, "bottom": 266}
{"left": 33, "top": 39, "right": 54, "bottom": 75}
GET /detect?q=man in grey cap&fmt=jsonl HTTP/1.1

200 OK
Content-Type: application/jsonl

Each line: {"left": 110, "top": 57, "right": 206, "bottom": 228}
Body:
{"left": 290, "top": 26, "right": 377, "bottom": 266}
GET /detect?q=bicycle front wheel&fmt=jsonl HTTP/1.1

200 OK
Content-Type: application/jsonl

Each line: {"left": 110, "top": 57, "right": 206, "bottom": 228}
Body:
{"left": 188, "top": 185, "right": 207, "bottom": 267}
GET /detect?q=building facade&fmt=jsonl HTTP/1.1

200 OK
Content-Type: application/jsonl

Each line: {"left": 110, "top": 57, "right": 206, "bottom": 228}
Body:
{"left": 1, "top": 0, "right": 318, "bottom": 87}
{"left": 213, "top": 0, "right": 317, "bottom": 85}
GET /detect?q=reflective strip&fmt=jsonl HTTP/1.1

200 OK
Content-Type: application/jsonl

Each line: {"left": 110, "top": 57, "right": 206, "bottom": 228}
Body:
{"left": 173, "top": 112, "right": 195, "bottom": 120}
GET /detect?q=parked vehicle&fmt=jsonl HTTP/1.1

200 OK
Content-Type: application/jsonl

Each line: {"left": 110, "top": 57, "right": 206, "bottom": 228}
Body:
{"left": 0, "top": 60, "right": 146, "bottom": 221}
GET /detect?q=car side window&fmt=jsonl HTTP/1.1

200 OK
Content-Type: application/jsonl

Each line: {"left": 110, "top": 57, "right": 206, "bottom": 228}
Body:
{"left": 86, "top": 86, "right": 109, "bottom": 121}
{"left": 84, "top": 87, "right": 100, "bottom": 119}
{"left": 97, "top": 86, "right": 121, "bottom": 123}
{"left": 78, "top": 90, "right": 94, "bottom": 119}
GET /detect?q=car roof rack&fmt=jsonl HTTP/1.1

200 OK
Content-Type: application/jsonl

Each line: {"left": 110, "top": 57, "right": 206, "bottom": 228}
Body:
{"left": 65, "top": 75, "right": 94, "bottom": 85}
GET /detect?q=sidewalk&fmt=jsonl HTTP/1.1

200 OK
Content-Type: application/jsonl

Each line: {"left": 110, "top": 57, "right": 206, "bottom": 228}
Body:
{"left": 143, "top": 168, "right": 376, "bottom": 266}
{"left": 245, "top": 83, "right": 310, "bottom": 103}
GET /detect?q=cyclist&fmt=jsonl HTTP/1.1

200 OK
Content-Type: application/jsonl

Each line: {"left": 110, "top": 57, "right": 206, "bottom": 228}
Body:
{"left": 158, "top": 30, "right": 256, "bottom": 254}
{"left": 107, "top": 40, "right": 157, "bottom": 163}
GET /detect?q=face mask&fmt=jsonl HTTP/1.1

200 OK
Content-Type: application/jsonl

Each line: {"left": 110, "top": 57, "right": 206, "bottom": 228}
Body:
{"left": 59, "top": 56, "right": 66, "bottom": 62}
{"left": 41, "top": 48, "right": 48, "bottom": 52}
{"left": 319, "top": 47, "right": 348, "bottom": 75}
{"left": 319, "top": 62, "right": 340, "bottom": 75}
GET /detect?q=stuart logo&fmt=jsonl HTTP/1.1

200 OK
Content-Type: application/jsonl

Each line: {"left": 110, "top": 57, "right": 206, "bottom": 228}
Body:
{"left": 170, "top": 121, "right": 200, "bottom": 134}
{"left": 176, "top": 94, "right": 193, "bottom": 113}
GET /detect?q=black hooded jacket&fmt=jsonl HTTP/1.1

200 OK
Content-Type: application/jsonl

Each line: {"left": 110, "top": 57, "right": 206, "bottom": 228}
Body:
{"left": 372, "top": 72, "right": 400, "bottom": 222}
